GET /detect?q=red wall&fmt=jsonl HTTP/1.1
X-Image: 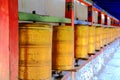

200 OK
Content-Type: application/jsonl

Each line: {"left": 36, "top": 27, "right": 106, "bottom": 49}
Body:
{"left": 0, "top": 0, "right": 18, "bottom": 80}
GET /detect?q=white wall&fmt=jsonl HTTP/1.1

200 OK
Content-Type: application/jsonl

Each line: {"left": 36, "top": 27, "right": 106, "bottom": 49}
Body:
{"left": 19, "top": 0, "right": 65, "bottom": 18}
{"left": 108, "top": 17, "right": 111, "bottom": 25}
{"left": 18, "top": 0, "right": 100, "bottom": 23}
{"left": 93, "top": 11, "right": 98, "bottom": 23}
{"left": 45, "top": 0, "right": 65, "bottom": 17}
{"left": 74, "top": 1, "right": 99, "bottom": 22}
{"left": 19, "top": 0, "right": 46, "bottom": 15}
{"left": 101, "top": 15, "right": 111, "bottom": 25}
{"left": 102, "top": 14, "right": 105, "bottom": 24}
{"left": 74, "top": 1, "right": 88, "bottom": 21}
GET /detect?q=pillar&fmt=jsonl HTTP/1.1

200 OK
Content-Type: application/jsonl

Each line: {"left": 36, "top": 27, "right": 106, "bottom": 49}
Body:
{"left": 0, "top": 0, "right": 18, "bottom": 80}
{"left": 98, "top": 12, "right": 102, "bottom": 24}
{"left": 88, "top": 6, "right": 93, "bottom": 26}
{"left": 104, "top": 15, "right": 108, "bottom": 25}
{"left": 65, "top": 0, "right": 74, "bottom": 27}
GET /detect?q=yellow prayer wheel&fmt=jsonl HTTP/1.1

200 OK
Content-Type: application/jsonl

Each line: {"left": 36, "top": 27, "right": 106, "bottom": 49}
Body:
{"left": 108, "top": 28, "right": 110, "bottom": 43}
{"left": 116, "top": 28, "right": 119, "bottom": 39}
{"left": 19, "top": 23, "right": 52, "bottom": 80}
{"left": 119, "top": 28, "right": 120, "bottom": 37}
{"left": 106, "top": 28, "right": 109, "bottom": 44}
{"left": 116, "top": 28, "right": 119, "bottom": 38}
{"left": 104, "top": 28, "right": 108, "bottom": 45}
{"left": 113, "top": 29, "right": 115, "bottom": 40}
{"left": 102, "top": 28, "right": 105, "bottom": 46}
{"left": 109, "top": 28, "right": 111, "bottom": 43}
{"left": 88, "top": 26, "right": 95, "bottom": 54}
{"left": 114, "top": 28, "right": 116, "bottom": 39}
{"left": 75, "top": 25, "right": 88, "bottom": 59}
{"left": 52, "top": 26, "right": 74, "bottom": 71}
{"left": 106, "top": 28, "right": 110, "bottom": 44}
{"left": 116, "top": 28, "right": 117, "bottom": 38}
{"left": 112, "top": 28, "right": 114, "bottom": 41}
{"left": 112, "top": 28, "right": 115, "bottom": 41}
{"left": 118, "top": 28, "right": 120, "bottom": 38}
{"left": 95, "top": 27, "right": 101, "bottom": 50}
{"left": 109, "top": 28, "right": 112, "bottom": 43}
{"left": 110, "top": 29, "right": 112, "bottom": 42}
{"left": 100, "top": 27, "right": 103, "bottom": 47}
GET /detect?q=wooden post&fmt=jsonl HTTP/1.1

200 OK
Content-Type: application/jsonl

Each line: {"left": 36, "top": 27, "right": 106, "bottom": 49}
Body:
{"left": 65, "top": 1, "right": 75, "bottom": 80}
{"left": 98, "top": 12, "right": 102, "bottom": 24}
{"left": 65, "top": 0, "right": 74, "bottom": 27}
{"left": 104, "top": 15, "right": 108, "bottom": 25}
{"left": 111, "top": 18, "right": 113, "bottom": 26}
{"left": 88, "top": 6, "right": 93, "bottom": 26}
{"left": 0, "top": 0, "right": 18, "bottom": 80}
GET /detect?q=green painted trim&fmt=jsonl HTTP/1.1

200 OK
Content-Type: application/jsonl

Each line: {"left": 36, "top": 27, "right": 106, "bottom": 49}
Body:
{"left": 19, "top": 12, "right": 71, "bottom": 23}
{"left": 93, "top": 24, "right": 102, "bottom": 27}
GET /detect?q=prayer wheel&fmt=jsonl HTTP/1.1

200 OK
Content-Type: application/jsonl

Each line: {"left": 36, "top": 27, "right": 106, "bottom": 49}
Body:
{"left": 88, "top": 26, "right": 95, "bottom": 54}
{"left": 95, "top": 27, "right": 101, "bottom": 50}
{"left": 52, "top": 26, "right": 74, "bottom": 71}
{"left": 19, "top": 23, "right": 52, "bottom": 80}
{"left": 75, "top": 25, "right": 88, "bottom": 59}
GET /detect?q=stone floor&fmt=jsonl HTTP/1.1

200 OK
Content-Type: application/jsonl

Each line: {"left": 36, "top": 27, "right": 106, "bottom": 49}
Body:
{"left": 94, "top": 47, "right": 120, "bottom": 80}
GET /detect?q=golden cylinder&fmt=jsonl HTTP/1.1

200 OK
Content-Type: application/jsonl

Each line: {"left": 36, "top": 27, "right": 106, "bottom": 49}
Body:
{"left": 105, "top": 28, "right": 108, "bottom": 45}
{"left": 95, "top": 27, "right": 101, "bottom": 50}
{"left": 99, "top": 27, "right": 103, "bottom": 48}
{"left": 108, "top": 28, "right": 112, "bottom": 43}
{"left": 52, "top": 26, "right": 74, "bottom": 71}
{"left": 88, "top": 27, "right": 95, "bottom": 54}
{"left": 109, "top": 28, "right": 112, "bottom": 43}
{"left": 103, "top": 28, "right": 106, "bottom": 46}
{"left": 75, "top": 25, "right": 88, "bottom": 59}
{"left": 19, "top": 23, "right": 52, "bottom": 80}
{"left": 106, "top": 28, "right": 110, "bottom": 44}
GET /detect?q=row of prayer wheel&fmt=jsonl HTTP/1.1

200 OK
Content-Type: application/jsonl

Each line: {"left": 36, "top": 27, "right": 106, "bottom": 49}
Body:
{"left": 19, "top": 23, "right": 120, "bottom": 80}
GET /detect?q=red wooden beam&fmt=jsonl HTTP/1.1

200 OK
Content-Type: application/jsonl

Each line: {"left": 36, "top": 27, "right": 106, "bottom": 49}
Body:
{"left": 93, "top": 7, "right": 100, "bottom": 12}
{"left": 98, "top": 12, "right": 102, "bottom": 24}
{"left": 111, "top": 18, "right": 116, "bottom": 26}
{"left": 111, "top": 18, "right": 113, "bottom": 26}
{"left": 116, "top": 20, "right": 119, "bottom": 26}
{"left": 115, "top": 20, "right": 118, "bottom": 26}
{"left": 65, "top": 0, "right": 74, "bottom": 27}
{"left": 114, "top": 20, "right": 116, "bottom": 26}
{"left": 88, "top": 5, "right": 93, "bottom": 26}
{"left": 0, "top": 0, "right": 18, "bottom": 80}
{"left": 104, "top": 15, "right": 108, "bottom": 25}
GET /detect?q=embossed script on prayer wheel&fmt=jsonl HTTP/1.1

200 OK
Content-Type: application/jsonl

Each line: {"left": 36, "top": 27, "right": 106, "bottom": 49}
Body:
{"left": 52, "top": 26, "right": 74, "bottom": 71}
{"left": 99, "top": 27, "right": 103, "bottom": 48}
{"left": 88, "top": 27, "right": 95, "bottom": 54}
{"left": 75, "top": 25, "right": 88, "bottom": 59}
{"left": 95, "top": 27, "right": 101, "bottom": 50}
{"left": 19, "top": 23, "right": 52, "bottom": 80}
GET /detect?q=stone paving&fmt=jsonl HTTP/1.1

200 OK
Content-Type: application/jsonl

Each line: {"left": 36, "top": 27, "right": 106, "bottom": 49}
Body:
{"left": 95, "top": 47, "right": 120, "bottom": 80}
